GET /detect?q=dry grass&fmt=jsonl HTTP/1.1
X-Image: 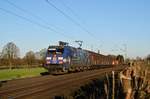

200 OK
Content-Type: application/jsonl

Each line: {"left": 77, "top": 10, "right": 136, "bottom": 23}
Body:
{"left": 120, "top": 61, "right": 150, "bottom": 99}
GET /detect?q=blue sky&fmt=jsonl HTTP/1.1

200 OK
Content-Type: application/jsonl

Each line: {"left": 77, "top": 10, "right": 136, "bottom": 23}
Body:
{"left": 0, "top": 0, "right": 150, "bottom": 58}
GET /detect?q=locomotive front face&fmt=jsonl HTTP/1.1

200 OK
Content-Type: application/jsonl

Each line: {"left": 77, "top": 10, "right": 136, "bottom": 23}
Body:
{"left": 44, "top": 46, "right": 72, "bottom": 72}
{"left": 46, "top": 46, "right": 64, "bottom": 65}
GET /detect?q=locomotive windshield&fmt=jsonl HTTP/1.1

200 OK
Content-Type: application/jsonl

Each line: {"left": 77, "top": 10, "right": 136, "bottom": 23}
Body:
{"left": 47, "top": 46, "right": 64, "bottom": 55}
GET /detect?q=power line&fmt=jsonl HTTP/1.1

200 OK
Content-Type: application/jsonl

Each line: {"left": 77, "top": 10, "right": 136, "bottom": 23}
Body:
{"left": 58, "top": 1, "right": 104, "bottom": 50}
{"left": 45, "top": 0, "right": 104, "bottom": 51}
{"left": 0, "top": 8, "right": 46, "bottom": 29}
{"left": 2, "top": 0, "right": 75, "bottom": 40}
{"left": 0, "top": 7, "right": 75, "bottom": 40}
{"left": 58, "top": 0, "right": 85, "bottom": 25}
{"left": 3, "top": 0, "right": 60, "bottom": 31}
{"left": 45, "top": 0, "right": 97, "bottom": 39}
{"left": 1, "top": 0, "right": 103, "bottom": 51}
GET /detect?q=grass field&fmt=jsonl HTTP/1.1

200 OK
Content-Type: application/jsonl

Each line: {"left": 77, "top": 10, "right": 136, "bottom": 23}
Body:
{"left": 0, "top": 67, "right": 48, "bottom": 81}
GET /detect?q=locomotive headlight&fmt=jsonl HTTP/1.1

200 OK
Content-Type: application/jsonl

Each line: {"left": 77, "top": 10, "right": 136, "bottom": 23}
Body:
{"left": 63, "top": 59, "right": 67, "bottom": 63}
{"left": 46, "top": 57, "right": 51, "bottom": 60}
{"left": 58, "top": 57, "right": 63, "bottom": 60}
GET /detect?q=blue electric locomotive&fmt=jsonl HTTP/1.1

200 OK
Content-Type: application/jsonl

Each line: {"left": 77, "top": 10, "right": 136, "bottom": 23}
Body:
{"left": 44, "top": 41, "right": 117, "bottom": 73}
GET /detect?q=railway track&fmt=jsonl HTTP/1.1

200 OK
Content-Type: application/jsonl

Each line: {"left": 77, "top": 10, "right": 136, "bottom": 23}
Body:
{"left": 0, "top": 65, "right": 125, "bottom": 99}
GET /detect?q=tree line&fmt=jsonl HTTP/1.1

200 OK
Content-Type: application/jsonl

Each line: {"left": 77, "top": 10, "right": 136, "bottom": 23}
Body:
{"left": 0, "top": 42, "right": 46, "bottom": 69}
{"left": 0, "top": 42, "right": 150, "bottom": 69}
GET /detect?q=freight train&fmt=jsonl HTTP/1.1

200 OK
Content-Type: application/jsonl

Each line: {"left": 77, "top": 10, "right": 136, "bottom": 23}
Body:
{"left": 44, "top": 41, "right": 119, "bottom": 73}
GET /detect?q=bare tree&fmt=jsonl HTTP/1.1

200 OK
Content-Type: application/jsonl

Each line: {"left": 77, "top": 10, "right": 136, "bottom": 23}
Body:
{"left": 136, "top": 56, "right": 142, "bottom": 61}
{"left": 40, "top": 48, "right": 46, "bottom": 58}
{"left": 34, "top": 48, "right": 47, "bottom": 66}
{"left": 116, "top": 55, "right": 124, "bottom": 64}
{"left": 24, "top": 51, "right": 35, "bottom": 68}
{"left": 0, "top": 52, "right": 2, "bottom": 66}
{"left": 1, "top": 42, "right": 20, "bottom": 69}
{"left": 147, "top": 54, "right": 150, "bottom": 65}
{"left": 39, "top": 48, "right": 46, "bottom": 64}
{"left": 35, "top": 48, "right": 46, "bottom": 60}
{"left": 0, "top": 52, "right": 2, "bottom": 58}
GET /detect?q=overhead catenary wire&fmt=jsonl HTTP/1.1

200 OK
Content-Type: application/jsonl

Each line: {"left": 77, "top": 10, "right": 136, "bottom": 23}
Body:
{"left": 58, "top": 0, "right": 85, "bottom": 25}
{"left": 58, "top": 0, "right": 104, "bottom": 50}
{"left": 45, "top": 0, "right": 97, "bottom": 39}
{"left": 45, "top": 0, "right": 104, "bottom": 51}
{"left": 1, "top": 0, "right": 103, "bottom": 51}
{"left": 0, "top": 7, "right": 76, "bottom": 41}
{"left": 3, "top": 0, "right": 54, "bottom": 26}
{"left": 2, "top": 0, "right": 75, "bottom": 40}
{"left": 4, "top": 0, "right": 102, "bottom": 50}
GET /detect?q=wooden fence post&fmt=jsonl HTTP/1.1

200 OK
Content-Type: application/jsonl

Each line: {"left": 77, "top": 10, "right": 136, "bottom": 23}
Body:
{"left": 112, "top": 71, "right": 115, "bottom": 99}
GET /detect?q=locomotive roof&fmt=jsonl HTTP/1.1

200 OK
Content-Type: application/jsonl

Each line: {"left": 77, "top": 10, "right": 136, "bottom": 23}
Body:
{"left": 48, "top": 45, "right": 63, "bottom": 48}
{"left": 48, "top": 45, "right": 116, "bottom": 58}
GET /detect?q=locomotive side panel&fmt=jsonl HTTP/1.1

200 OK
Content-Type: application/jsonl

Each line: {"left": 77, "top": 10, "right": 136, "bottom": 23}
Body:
{"left": 69, "top": 47, "right": 90, "bottom": 70}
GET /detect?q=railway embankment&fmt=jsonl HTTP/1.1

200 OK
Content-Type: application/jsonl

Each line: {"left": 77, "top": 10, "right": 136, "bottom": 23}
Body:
{"left": 58, "top": 63, "right": 150, "bottom": 99}
{"left": 55, "top": 71, "right": 122, "bottom": 99}
{"left": 0, "top": 66, "right": 124, "bottom": 99}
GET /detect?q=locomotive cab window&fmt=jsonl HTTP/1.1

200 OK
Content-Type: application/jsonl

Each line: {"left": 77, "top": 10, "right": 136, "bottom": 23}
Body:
{"left": 47, "top": 49, "right": 56, "bottom": 55}
{"left": 56, "top": 48, "right": 64, "bottom": 54}
{"left": 47, "top": 48, "right": 64, "bottom": 55}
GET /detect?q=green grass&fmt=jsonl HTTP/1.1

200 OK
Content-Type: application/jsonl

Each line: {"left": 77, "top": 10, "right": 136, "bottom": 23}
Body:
{"left": 0, "top": 67, "right": 48, "bottom": 81}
